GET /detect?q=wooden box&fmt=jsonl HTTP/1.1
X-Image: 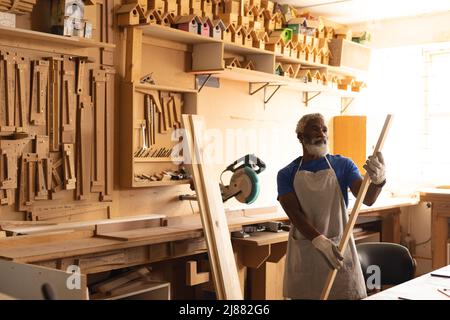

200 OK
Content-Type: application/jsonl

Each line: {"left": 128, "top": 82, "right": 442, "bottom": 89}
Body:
{"left": 333, "top": 115, "right": 366, "bottom": 174}
{"left": 329, "top": 39, "right": 371, "bottom": 71}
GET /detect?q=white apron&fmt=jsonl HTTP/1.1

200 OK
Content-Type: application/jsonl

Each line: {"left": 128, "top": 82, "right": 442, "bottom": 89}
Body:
{"left": 283, "top": 156, "right": 367, "bottom": 300}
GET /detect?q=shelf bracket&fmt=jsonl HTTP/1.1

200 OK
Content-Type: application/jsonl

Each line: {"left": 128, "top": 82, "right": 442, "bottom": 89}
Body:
{"left": 249, "top": 82, "right": 283, "bottom": 107}
{"left": 197, "top": 74, "right": 212, "bottom": 93}
{"left": 249, "top": 82, "right": 270, "bottom": 96}
{"left": 340, "top": 97, "right": 355, "bottom": 114}
{"left": 303, "top": 91, "right": 322, "bottom": 107}
{"left": 263, "top": 84, "right": 282, "bottom": 105}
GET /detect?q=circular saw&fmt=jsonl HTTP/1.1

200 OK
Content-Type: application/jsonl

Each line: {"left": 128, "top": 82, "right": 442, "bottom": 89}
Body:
{"left": 220, "top": 154, "right": 266, "bottom": 204}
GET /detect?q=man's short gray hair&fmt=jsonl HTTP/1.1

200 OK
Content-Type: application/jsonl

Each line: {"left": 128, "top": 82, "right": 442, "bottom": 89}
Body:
{"left": 295, "top": 113, "right": 325, "bottom": 135}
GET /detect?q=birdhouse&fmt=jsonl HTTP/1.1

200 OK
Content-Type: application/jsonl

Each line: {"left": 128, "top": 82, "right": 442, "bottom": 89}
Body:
{"left": 286, "top": 17, "right": 306, "bottom": 38}
{"left": 291, "top": 64, "right": 301, "bottom": 78}
{"left": 351, "top": 81, "right": 366, "bottom": 92}
{"left": 265, "top": 37, "right": 284, "bottom": 55}
{"left": 263, "top": 10, "right": 276, "bottom": 32}
{"left": 321, "top": 73, "right": 328, "bottom": 86}
{"left": 283, "top": 40, "right": 291, "bottom": 57}
{"left": 242, "top": 27, "right": 254, "bottom": 47}
{"left": 201, "top": 0, "right": 213, "bottom": 17}
{"left": 116, "top": 3, "right": 145, "bottom": 26}
{"left": 178, "top": 0, "right": 190, "bottom": 16}
{"left": 250, "top": 8, "right": 264, "bottom": 31}
{"left": 239, "top": 15, "right": 250, "bottom": 29}
{"left": 297, "top": 69, "right": 313, "bottom": 83}
{"left": 245, "top": 5, "right": 255, "bottom": 23}
{"left": 251, "top": 0, "right": 261, "bottom": 9}
{"left": 148, "top": 0, "right": 165, "bottom": 16}
{"left": 282, "top": 64, "right": 295, "bottom": 78}
{"left": 270, "top": 28, "right": 292, "bottom": 43}
{"left": 224, "top": 57, "right": 241, "bottom": 68}
{"left": 165, "top": 0, "right": 178, "bottom": 17}
{"left": 190, "top": 0, "right": 203, "bottom": 15}
{"left": 211, "top": 19, "right": 226, "bottom": 40}
{"left": 304, "top": 18, "right": 319, "bottom": 36}
{"left": 311, "top": 47, "right": 320, "bottom": 63}
{"left": 174, "top": 14, "right": 202, "bottom": 33}
{"left": 233, "top": 25, "right": 245, "bottom": 44}
{"left": 198, "top": 17, "right": 212, "bottom": 37}
{"left": 312, "top": 70, "right": 322, "bottom": 84}
{"left": 218, "top": 13, "right": 238, "bottom": 27}
{"left": 261, "top": 0, "right": 274, "bottom": 11}
{"left": 324, "top": 26, "right": 334, "bottom": 39}
{"left": 290, "top": 41, "right": 298, "bottom": 58}
{"left": 241, "top": 60, "right": 256, "bottom": 70}
{"left": 223, "top": 0, "right": 240, "bottom": 14}
{"left": 274, "top": 13, "right": 284, "bottom": 29}
{"left": 304, "top": 34, "right": 315, "bottom": 47}
{"left": 144, "top": 9, "right": 160, "bottom": 24}
{"left": 338, "top": 77, "right": 355, "bottom": 90}
{"left": 320, "top": 48, "right": 331, "bottom": 65}
{"left": 330, "top": 75, "right": 340, "bottom": 88}
{"left": 298, "top": 44, "right": 308, "bottom": 61}
{"left": 212, "top": 0, "right": 221, "bottom": 16}
{"left": 157, "top": 12, "right": 172, "bottom": 26}
{"left": 251, "top": 30, "right": 268, "bottom": 49}
{"left": 223, "top": 23, "right": 236, "bottom": 42}
{"left": 274, "top": 62, "right": 284, "bottom": 76}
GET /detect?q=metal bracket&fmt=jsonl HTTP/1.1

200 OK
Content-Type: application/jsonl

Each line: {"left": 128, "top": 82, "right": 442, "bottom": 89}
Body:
{"left": 340, "top": 97, "right": 355, "bottom": 114}
{"left": 303, "top": 91, "right": 322, "bottom": 107}
{"left": 197, "top": 74, "right": 212, "bottom": 93}
{"left": 249, "top": 82, "right": 283, "bottom": 106}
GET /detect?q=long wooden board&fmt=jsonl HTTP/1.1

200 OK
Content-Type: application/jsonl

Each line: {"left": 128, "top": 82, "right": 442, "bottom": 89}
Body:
{"left": 182, "top": 114, "right": 243, "bottom": 300}
{"left": 320, "top": 114, "right": 393, "bottom": 300}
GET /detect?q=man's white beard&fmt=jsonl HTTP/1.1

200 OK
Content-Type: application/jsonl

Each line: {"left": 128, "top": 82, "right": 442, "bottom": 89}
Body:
{"left": 305, "top": 141, "right": 328, "bottom": 157}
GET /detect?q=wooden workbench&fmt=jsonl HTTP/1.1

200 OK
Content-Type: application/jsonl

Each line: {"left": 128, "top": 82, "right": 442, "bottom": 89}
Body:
{"left": 0, "top": 209, "right": 288, "bottom": 275}
{"left": 0, "top": 197, "right": 418, "bottom": 299}
{"left": 231, "top": 197, "right": 419, "bottom": 300}
{"left": 420, "top": 189, "right": 450, "bottom": 269}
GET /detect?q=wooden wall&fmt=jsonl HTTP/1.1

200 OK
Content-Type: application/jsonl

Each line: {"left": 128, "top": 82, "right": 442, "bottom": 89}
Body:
{"left": 0, "top": 1, "right": 346, "bottom": 222}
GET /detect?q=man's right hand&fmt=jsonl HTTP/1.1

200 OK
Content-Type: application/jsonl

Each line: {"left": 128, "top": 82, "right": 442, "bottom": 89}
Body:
{"left": 312, "top": 235, "right": 344, "bottom": 270}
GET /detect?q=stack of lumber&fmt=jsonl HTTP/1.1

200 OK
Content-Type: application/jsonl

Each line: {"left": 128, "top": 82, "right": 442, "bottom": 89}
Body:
{"left": 90, "top": 266, "right": 154, "bottom": 299}
{"left": 0, "top": 0, "right": 36, "bottom": 14}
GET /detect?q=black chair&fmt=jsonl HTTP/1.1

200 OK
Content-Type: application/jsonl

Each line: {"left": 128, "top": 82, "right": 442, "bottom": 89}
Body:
{"left": 356, "top": 242, "right": 416, "bottom": 287}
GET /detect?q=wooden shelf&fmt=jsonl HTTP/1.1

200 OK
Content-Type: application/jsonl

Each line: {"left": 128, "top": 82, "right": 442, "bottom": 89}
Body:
{"left": 135, "top": 83, "right": 197, "bottom": 94}
{"left": 223, "top": 42, "right": 274, "bottom": 56}
{"left": 133, "top": 180, "right": 191, "bottom": 188}
{"left": 137, "top": 23, "right": 221, "bottom": 44}
{"left": 0, "top": 25, "right": 115, "bottom": 49}
{"left": 134, "top": 157, "right": 183, "bottom": 163}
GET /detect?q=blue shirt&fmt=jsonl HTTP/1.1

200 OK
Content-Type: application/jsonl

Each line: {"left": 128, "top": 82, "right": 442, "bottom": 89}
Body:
{"left": 277, "top": 154, "right": 362, "bottom": 207}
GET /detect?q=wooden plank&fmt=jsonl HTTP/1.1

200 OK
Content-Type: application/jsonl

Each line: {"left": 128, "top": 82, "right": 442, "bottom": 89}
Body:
{"left": 63, "top": 144, "right": 76, "bottom": 190}
{"left": 77, "top": 97, "right": 93, "bottom": 200}
{"left": 61, "top": 57, "right": 76, "bottom": 144}
{"left": 95, "top": 226, "right": 202, "bottom": 242}
{"left": 100, "top": 66, "right": 115, "bottom": 202}
{"left": 125, "top": 27, "right": 142, "bottom": 82}
{"left": 91, "top": 69, "right": 106, "bottom": 194}
{"left": 46, "top": 57, "right": 63, "bottom": 152}
{"left": 321, "top": 114, "right": 393, "bottom": 300}
{"left": 182, "top": 114, "right": 243, "bottom": 300}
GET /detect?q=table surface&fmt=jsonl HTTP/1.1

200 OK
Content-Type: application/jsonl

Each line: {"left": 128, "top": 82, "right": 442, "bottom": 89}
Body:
{"left": 365, "top": 265, "right": 450, "bottom": 300}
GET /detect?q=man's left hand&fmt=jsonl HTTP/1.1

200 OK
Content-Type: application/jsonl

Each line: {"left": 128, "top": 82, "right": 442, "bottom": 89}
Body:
{"left": 363, "top": 151, "right": 385, "bottom": 185}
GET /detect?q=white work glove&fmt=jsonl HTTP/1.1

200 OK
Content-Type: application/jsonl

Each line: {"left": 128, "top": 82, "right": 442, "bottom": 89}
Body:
{"left": 312, "top": 235, "right": 344, "bottom": 270}
{"left": 363, "top": 152, "right": 386, "bottom": 185}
